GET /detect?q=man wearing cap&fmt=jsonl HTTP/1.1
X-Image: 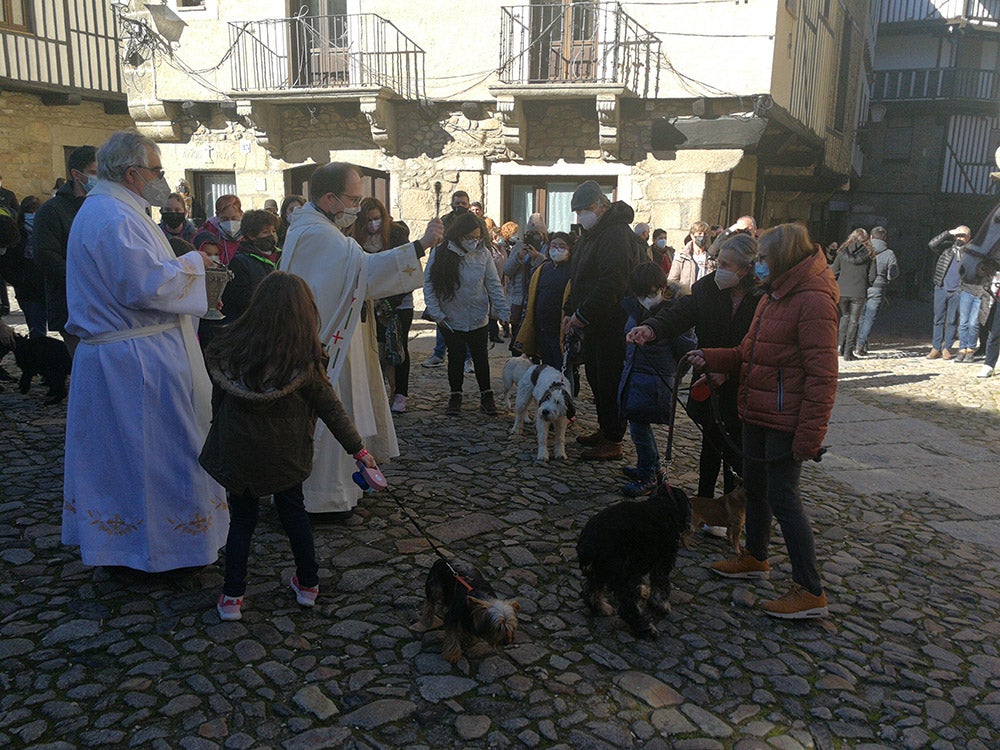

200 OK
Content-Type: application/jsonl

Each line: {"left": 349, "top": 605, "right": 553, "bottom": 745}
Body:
{"left": 927, "top": 224, "right": 969, "bottom": 359}
{"left": 263, "top": 198, "right": 279, "bottom": 215}
{"left": 562, "top": 180, "right": 639, "bottom": 460}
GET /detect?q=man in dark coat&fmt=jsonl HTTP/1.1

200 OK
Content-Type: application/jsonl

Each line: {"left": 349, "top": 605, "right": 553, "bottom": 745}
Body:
{"left": 563, "top": 180, "right": 640, "bottom": 460}
{"left": 32, "top": 145, "right": 96, "bottom": 356}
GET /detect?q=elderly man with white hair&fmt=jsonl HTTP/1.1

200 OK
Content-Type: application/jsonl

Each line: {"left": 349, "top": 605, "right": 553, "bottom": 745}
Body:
{"left": 61, "top": 130, "right": 229, "bottom": 573}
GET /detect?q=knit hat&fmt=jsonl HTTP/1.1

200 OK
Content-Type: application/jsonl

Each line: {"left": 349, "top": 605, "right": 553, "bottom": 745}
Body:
{"left": 192, "top": 230, "right": 221, "bottom": 252}
{"left": 571, "top": 180, "right": 605, "bottom": 212}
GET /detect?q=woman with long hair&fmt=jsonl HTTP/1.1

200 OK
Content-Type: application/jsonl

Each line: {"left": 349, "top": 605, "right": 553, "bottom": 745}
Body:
{"left": 350, "top": 197, "right": 414, "bottom": 412}
{"left": 423, "top": 212, "right": 510, "bottom": 416}
{"left": 278, "top": 194, "right": 305, "bottom": 247}
{"left": 831, "top": 227, "right": 875, "bottom": 361}
{"left": 688, "top": 223, "right": 838, "bottom": 619}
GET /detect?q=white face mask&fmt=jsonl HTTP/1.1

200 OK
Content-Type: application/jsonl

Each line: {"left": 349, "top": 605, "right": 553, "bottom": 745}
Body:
{"left": 640, "top": 292, "right": 663, "bottom": 310}
{"left": 715, "top": 267, "right": 741, "bottom": 290}
{"left": 334, "top": 207, "right": 359, "bottom": 229}
{"left": 367, "top": 218, "right": 382, "bottom": 234}
{"left": 576, "top": 210, "right": 598, "bottom": 231}
{"left": 550, "top": 247, "right": 570, "bottom": 263}
{"left": 140, "top": 176, "right": 171, "bottom": 207}
{"left": 220, "top": 219, "right": 242, "bottom": 236}
{"left": 460, "top": 238, "right": 481, "bottom": 253}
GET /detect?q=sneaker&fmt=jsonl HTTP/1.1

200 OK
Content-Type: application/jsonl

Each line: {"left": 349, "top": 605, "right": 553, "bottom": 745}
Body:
{"left": 217, "top": 594, "right": 243, "bottom": 621}
{"left": 390, "top": 394, "right": 407, "bottom": 413}
{"left": 622, "top": 475, "right": 660, "bottom": 497}
{"left": 709, "top": 550, "right": 770, "bottom": 579}
{"left": 855, "top": 345, "right": 868, "bottom": 356}
{"left": 977, "top": 365, "right": 995, "bottom": 378}
{"left": 761, "top": 582, "right": 829, "bottom": 619}
{"left": 622, "top": 466, "right": 665, "bottom": 482}
{"left": 926, "top": 348, "right": 941, "bottom": 360}
{"left": 941, "top": 348, "right": 953, "bottom": 360}
{"left": 702, "top": 524, "right": 729, "bottom": 539}
{"left": 421, "top": 354, "right": 445, "bottom": 368}
{"left": 290, "top": 576, "right": 319, "bottom": 607}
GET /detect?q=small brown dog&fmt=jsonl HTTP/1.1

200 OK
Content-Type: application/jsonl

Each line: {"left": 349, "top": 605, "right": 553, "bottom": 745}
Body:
{"left": 418, "top": 559, "right": 519, "bottom": 663}
{"left": 683, "top": 486, "right": 746, "bottom": 556}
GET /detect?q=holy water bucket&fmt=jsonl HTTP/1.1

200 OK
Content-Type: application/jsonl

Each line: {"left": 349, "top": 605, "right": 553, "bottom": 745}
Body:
{"left": 202, "top": 266, "right": 233, "bottom": 320}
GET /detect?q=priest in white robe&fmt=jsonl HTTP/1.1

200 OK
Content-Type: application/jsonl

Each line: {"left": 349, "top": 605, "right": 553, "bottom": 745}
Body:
{"left": 61, "top": 131, "right": 229, "bottom": 572}
{"left": 280, "top": 162, "right": 443, "bottom": 520}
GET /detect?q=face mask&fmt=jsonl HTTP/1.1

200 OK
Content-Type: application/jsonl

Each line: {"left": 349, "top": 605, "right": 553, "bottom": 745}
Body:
{"left": 655, "top": 238, "right": 667, "bottom": 249}
{"left": 140, "top": 175, "right": 171, "bottom": 207}
{"left": 253, "top": 236, "right": 277, "bottom": 254}
{"left": 693, "top": 235, "right": 706, "bottom": 248}
{"left": 334, "top": 207, "right": 359, "bottom": 229}
{"left": 640, "top": 292, "right": 663, "bottom": 310}
{"left": 715, "top": 267, "right": 740, "bottom": 290}
{"left": 452, "top": 205, "right": 468, "bottom": 216}
{"left": 754, "top": 260, "right": 770, "bottom": 281}
{"left": 550, "top": 247, "right": 570, "bottom": 264}
{"left": 161, "top": 211, "right": 186, "bottom": 229}
{"left": 23, "top": 213, "right": 35, "bottom": 230}
{"left": 460, "top": 238, "right": 481, "bottom": 253}
{"left": 577, "top": 210, "right": 598, "bottom": 231}
{"left": 220, "top": 219, "right": 242, "bottom": 237}
{"left": 367, "top": 219, "right": 382, "bottom": 234}
{"left": 81, "top": 174, "right": 98, "bottom": 193}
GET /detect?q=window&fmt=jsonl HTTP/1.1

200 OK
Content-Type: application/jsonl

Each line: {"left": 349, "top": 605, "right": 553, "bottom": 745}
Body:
{"left": 191, "top": 171, "right": 237, "bottom": 220}
{"left": 176, "top": 0, "right": 205, "bottom": 7}
{"left": 285, "top": 164, "right": 388, "bottom": 205}
{"left": 0, "top": 0, "right": 30, "bottom": 31}
{"left": 504, "top": 178, "right": 615, "bottom": 233}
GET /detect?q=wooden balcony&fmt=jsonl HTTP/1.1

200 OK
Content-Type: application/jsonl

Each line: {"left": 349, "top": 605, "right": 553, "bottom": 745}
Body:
{"left": 878, "top": 0, "right": 1000, "bottom": 27}
{"left": 871, "top": 67, "right": 998, "bottom": 102}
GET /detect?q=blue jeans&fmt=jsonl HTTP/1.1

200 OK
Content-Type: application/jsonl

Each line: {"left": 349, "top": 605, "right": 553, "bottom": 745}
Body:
{"left": 958, "top": 290, "right": 982, "bottom": 350}
{"left": 742, "top": 423, "right": 822, "bottom": 597}
{"left": 984, "top": 302, "right": 1000, "bottom": 368}
{"left": 223, "top": 484, "right": 318, "bottom": 597}
{"left": 932, "top": 287, "right": 960, "bottom": 351}
{"left": 854, "top": 291, "right": 882, "bottom": 350}
{"left": 629, "top": 421, "right": 659, "bottom": 478}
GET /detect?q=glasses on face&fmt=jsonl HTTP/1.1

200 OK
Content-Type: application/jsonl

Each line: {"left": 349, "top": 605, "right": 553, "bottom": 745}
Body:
{"left": 337, "top": 193, "right": 364, "bottom": 208}
{"left": 131, "top": 164, "right": 165, "bottom": 179}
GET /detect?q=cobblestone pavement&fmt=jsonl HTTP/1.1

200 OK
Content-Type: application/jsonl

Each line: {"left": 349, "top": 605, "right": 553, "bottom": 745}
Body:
{"left": 3, "top": 298, "right": 1000, "bottom": 750}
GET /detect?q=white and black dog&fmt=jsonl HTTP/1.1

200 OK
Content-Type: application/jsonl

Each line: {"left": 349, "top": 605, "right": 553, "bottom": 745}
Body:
{"left": 501, "top": 355, "right": 534, "bottom": 409}
{"left": 511, "top": 363, "right": 575, "bottom": 462}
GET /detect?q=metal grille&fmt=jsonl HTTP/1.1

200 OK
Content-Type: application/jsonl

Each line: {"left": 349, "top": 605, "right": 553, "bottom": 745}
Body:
{"left": 878, "top": 0, "right": 1000, "bottom": 25}
{"left": 872, "top": 68, "right": 998, "bottom": 101}
{"left": 498, "top": 2, "right": 660, "bottom": 97}
{"left": 940, "top": 114, "right": 999, "bottom": 194}
{"left": 229, "top": 13, "right": 425, "bottom": 100}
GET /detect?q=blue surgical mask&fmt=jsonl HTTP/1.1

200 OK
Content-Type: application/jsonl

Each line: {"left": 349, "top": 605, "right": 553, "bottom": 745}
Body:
{"left": 754, "top": 260, "right": 770, "bottom": 281}
{"left": 23, "top": 213, "right": 35, "bottom": 230}
{"left": 83, "top": 174, "right": 98, "bottom": 193}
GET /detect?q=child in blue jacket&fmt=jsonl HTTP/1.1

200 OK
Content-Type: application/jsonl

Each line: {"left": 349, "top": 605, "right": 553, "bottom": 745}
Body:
{"left": 618, "top": 263, "right": 696, "bottom": 497}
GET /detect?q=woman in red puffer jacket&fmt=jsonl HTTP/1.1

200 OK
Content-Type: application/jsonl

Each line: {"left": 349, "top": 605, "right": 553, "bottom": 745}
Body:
{"left": 687, "top": 223, "right": 838, "bottom": 620}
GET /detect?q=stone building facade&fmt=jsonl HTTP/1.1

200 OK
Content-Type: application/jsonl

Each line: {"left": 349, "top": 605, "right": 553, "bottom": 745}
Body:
{"left": 0, "top": 1, "right": 133, "bottom": 201}
{"left": 119, "top": 0, "right": 872, "bottom": 247}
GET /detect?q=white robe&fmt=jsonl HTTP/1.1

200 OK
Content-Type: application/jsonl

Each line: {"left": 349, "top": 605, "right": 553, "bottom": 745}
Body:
{"left": 280, "top": 203, "right": 423, "bottom": 513}
{"left": 61, "top": 180, "right": 229, "bottom": 571}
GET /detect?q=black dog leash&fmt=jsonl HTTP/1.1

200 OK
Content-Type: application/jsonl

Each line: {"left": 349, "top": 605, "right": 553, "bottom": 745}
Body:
{"left": 380, "top": 484, "right": 473, "bottom": 592}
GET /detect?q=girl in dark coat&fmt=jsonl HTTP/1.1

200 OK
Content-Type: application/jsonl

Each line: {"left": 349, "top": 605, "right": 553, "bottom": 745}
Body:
{"left": 831, "top": 228, "right": 876, "bottom": 361}
{"left": 200, "top": 272, "right": 378, "bottom": 622}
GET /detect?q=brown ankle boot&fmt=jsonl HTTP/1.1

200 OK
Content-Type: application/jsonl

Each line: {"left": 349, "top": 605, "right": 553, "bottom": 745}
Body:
{"left": 576, "top": 429, "right": 604, "bottom": 446}
{"left": 581, "top": 438, "right": 624, "bottom": 461}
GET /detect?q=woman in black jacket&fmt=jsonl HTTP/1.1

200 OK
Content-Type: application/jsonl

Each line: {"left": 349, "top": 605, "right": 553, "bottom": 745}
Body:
{"left": 831, "top": 229, "right": 876, "bottom": 361}
{"left": 626, "top": 233, "right": 761, "bottom": 499}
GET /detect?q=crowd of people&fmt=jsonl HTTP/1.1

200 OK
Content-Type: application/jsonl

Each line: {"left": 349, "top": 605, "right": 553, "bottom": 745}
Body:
{"left": 3, "top": 128, "right": 998, "bottom": 626}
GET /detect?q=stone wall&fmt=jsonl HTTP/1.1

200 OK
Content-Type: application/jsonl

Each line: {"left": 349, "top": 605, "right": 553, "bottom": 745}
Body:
{"left": 0, "top": 91, "right": 134, "bottom": 201}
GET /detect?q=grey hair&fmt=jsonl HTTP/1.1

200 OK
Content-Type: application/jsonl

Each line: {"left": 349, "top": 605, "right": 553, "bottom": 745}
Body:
{"left": 97, "top": 131, "right": 159, "bottom": 183}
{"left": 718, "top": 232, "right": 757, "bottom": 268}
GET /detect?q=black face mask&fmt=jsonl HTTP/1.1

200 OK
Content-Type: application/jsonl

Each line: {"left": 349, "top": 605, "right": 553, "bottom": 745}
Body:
{"left": 451, "top": 205, "right": 468, "bottom": 216}
{"left": 253, "top": 236, "right": 278, "bottom": 254}
{"left": 161, "top": 211, "right": 186, "bottom": 229}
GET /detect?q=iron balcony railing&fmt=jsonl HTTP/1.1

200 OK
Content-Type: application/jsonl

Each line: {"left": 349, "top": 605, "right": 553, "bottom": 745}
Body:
{"left": 228, "top": 13, "right": 425, "bottom": 99}
{"left": 498, "top": 2, "right": 660, "bottom": 97}
{"left": 878, "top": 0, "right": 1000, "bottom": 26}
{"left": 871, "top": 67, "right": 998, "bottom": 102}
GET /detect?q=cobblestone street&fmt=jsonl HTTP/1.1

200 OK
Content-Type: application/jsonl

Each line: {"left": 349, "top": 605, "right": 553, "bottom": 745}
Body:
{"left": 3, "top": 298, "right": 1000, "bottom": 749}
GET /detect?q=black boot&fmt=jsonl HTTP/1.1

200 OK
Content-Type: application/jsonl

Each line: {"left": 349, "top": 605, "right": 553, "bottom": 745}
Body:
{"left": 446, "top": 392, "right": 462, "bottom": 416}
{"left": 844, "top": 348, "right": 856, "bottom": 361}
{"left": 480, "top": 390, "right": 498, "bottom": 416}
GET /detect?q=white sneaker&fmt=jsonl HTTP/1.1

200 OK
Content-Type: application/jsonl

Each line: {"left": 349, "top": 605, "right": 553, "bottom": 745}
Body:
{"left": 390, "top": 394, "right": 407, "bottom": 413}
{"left": 421, "top": 354, "right": 444, "bottom": 368}
{"left": 977, "top": 365, "right": 994, "bottom": 378}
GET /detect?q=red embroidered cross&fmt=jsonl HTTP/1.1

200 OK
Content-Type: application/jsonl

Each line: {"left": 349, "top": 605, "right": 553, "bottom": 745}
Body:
{"left": 331, "top": 330, "right": 343, "bottom": 345}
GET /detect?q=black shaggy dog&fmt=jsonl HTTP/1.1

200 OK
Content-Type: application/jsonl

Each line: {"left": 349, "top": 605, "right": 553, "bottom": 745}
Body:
{"left": 577, "top": 484, "right": 690, "bottom": 639}
{"left": 0, "top": 334, "right": 72, "bottom": 405}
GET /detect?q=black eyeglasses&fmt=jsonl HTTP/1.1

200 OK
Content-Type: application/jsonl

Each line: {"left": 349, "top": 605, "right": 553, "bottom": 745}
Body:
{"left": 130, "top": 164, "right": 166, "bottom": 179}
